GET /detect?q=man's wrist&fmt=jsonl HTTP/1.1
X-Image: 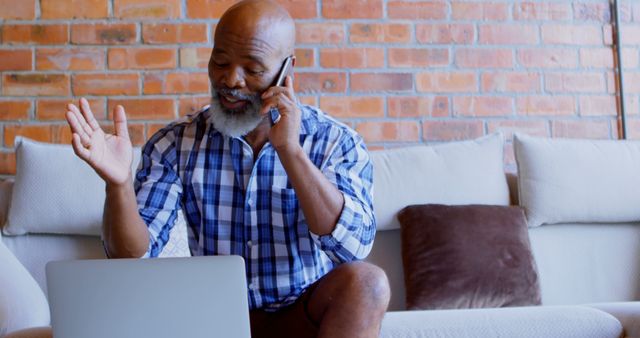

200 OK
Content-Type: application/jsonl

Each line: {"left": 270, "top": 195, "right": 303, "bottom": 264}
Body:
{"left": 274, "top": 142, "right": 304, "bottom": 160}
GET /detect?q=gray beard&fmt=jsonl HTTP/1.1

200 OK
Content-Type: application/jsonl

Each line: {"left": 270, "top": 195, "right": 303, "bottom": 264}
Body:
{"left": 208, "top": 89, "right": 264, "bottom": 138}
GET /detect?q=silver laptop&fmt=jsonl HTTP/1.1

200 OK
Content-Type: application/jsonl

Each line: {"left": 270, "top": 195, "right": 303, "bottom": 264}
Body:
{"left": 46, "top": 256, "right": 251, "bottom": 338}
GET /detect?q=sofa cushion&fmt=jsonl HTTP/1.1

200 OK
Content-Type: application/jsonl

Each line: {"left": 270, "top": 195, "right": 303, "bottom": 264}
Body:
{"left": 398, "top": 204, "right": 541, "bottom": 310}
{"left": 3, "top": 137, "right": 141, "bottom": 236}
{"left": 514, "top": 133, "right": 640, "bottom": 227}
{"left": 0, "top": 238, "right": 50, "bottom": 335}
{"left": 371, "top": 133, "right": 510, "bottom": 231}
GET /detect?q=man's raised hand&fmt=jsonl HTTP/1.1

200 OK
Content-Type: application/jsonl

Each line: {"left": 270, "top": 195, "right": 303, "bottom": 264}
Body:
{"left": 65, "top": 98, "right": 133, "bottom": 186}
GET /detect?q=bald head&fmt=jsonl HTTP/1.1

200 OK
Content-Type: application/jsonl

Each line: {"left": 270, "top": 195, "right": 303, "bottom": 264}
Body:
{"left": 215, "top": 0, "right": 295, "bottom": 59}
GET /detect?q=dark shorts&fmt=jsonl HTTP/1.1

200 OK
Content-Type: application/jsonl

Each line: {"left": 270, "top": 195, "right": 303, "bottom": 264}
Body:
{"left": 249, "top": 280, "right": 321, "bottom": 338}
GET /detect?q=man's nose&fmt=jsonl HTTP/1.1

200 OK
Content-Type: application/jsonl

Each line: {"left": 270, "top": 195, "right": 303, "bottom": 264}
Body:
{"left": 222, "top": 66, "right": 246, "bottom": 89}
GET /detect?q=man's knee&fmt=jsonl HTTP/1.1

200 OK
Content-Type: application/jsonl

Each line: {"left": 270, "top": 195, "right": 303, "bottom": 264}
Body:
{"left": 334, "top": 261, "right": 391, "bottom": 310}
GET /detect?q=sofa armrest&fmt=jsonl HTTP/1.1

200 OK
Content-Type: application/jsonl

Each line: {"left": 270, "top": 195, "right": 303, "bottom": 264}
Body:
{"left": 587, "top": 302, "right": 640, "bottom": 338}
{"left": 381, "top": 306, "right": 622, "bottom": 338}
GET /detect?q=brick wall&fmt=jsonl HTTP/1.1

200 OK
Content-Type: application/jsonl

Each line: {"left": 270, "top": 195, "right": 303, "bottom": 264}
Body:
{"left": 1, "top": 0, "right": 640, "bottom": 175}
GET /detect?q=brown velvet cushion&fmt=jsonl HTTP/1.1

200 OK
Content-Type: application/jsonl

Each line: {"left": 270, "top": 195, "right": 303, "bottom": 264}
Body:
{"left": 398, "top": 204, "right": 541, "bottom": 310}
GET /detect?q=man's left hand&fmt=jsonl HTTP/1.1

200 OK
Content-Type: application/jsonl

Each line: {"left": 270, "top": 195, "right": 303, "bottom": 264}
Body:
{"left": 260, "top": 76, "right": 301, "bottom": 155}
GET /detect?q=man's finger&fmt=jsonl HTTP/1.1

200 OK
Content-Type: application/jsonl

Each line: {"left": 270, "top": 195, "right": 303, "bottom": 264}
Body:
{"left": 71, "top": 133, "right": 91, "bottom": 161}
{"left": 68, "top": 103, "right": 94, "bottom": 136}
{"left": 113, "top": 105, "right": 130, "bottom": 140}
{"left": 66, "top": 111, "right": 90, "bottom": 141}
{"left": 79, "top": 98, "right": 100, "bottom": 131}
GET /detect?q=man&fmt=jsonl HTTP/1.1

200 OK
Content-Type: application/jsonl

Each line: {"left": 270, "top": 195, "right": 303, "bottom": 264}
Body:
{"left": 9, "top": 1, "right": 389, "bottom": 338}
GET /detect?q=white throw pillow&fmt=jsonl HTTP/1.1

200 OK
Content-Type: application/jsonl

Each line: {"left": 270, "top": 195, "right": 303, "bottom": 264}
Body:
{"left": 3, "top": 137, "right": 141, "bottom": 236}
{"left": 371, "top": 133, "right": 510, "bottom": 231}
{"left": 0, "top": 239, "right": 50, "bottom": 336}
{"left": 514, "top": 134, "right": 640, "bottom": 227}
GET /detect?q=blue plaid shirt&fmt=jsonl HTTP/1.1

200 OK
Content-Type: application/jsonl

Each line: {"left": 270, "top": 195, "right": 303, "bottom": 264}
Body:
{"left": 134, "top": 104, "right": 375, "bottom": 310}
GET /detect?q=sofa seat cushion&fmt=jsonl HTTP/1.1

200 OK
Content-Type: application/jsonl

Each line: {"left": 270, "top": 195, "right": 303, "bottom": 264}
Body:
{"left": 587, "top": 302, "right": 640, "bottom": 338}
{"left": 398, "top": 204, "right": 540, "bottom": 310}
{"left": 514, "top": 134, "right": 640, "bottom": 227}
{"left": 529, "top": 222, "right": 640, "bottom": 305}
{"left": 380, "top": 306, "right": 623, "bottom": 338}
{"left": 0, "top": 239, "right": 50, "bottom": 335}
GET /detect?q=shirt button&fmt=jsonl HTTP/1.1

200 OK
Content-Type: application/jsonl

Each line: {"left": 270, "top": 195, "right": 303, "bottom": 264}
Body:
{"left": 247, "top": 240, "right": 253, "bottom": 248}
{"left": 249, "top": 283, "right": 256, "bottom": 290}
{"left": 247, "top": 198, "right": 254, "bottom": 207}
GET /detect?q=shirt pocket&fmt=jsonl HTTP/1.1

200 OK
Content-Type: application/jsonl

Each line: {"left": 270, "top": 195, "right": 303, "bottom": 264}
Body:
{"left": 271, "top": 187, "right": 299, "bottom": 229}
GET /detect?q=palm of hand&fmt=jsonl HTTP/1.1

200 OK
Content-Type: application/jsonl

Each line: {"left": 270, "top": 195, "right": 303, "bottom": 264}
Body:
{"left": 87, "top": 130, "right": 133, "bottom": 185}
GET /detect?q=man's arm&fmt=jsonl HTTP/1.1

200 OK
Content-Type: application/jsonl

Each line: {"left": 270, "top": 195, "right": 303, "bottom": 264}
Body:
{"left": 65, "top": 98, "right": 150, "bottom": 258}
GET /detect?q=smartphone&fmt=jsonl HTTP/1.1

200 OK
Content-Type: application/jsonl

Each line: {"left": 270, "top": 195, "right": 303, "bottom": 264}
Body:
{"left": 269, "top": 56, "right": 294, "bottom": 126}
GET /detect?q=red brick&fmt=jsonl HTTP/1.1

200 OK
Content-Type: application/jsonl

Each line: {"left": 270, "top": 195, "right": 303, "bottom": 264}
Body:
{"left": 416, "top": 24, "right": 475, "bottom": 44}
{"left": 351, "top": 73, "right": 413, "bottom": 92}
{"left": 320, "top": 48, "right": 384, "bottom": 68}
{"left": 388, "top": 1, "right": 447, "bottom": 19}
{"left": 115, "top": 0, "right": 181, "bottom": 19}
{"left": 350, "top": 24, "right": 411, "bottom": 44}
{"left": 581, "top": 48, "right": 639, "bottom": 69}
{"left": 36, "top": 98, "right": 106, "bottom": 121}
{"left": 36, "top": 48, "right": 105, "bottom": 71}
{"left": 2, "top": 74, "right": 69, "bottom": 96}
{"left": 545, "top": 73, "right": 606, "bottom": 93}
{"left": 627, "top": 120, "right": 640, "bottom": 140}
{"left": 0, "top": 50, "right": 32, "bottom": 71}
{"left": 71, "top": 23, "right": 137, "bottom": 45}
{"left": 389, "top": 48, "right": 449, "bottom": 68}
{"left": 41, "top": 0, "right": 108, "bottom": 19}
{"left": 323, "top": 0, "right": 382, "bottom": 19}
{"left": 299, "top": 96, "right": 317, "bottom": 106}
{"left": 73, "top": 74, "right": 139, "bottom": 96}
{"left": 487, "top": 120, "right": 549, "bottom": 139}
{"left": 621, "top": 26, "right": 640, "bottom": 45}
{"left": 178, "top": 96, "right": 211, "bottom": 117}
{"left": 516, "top": 96, "right": 576, "bottom": 116}
{"left": 423, "top": 121, "right": 484, "bottom": 142}
{"left": 2, "top": 25, "right": 68, "bottom": 45}
{"left": 479, "top": 24, "right": 539, "bottom": 45}
{"left": 388, "top": 96, "right": 449, "bottom": 118}
{"left": 0, "top": 101, "right": 31, "bottom": 121}
{"left": 416, "top": 72, "right": 477, "bottom": 93}
{"left": 108, "top": 99, "right": 175, "bottom": 120}
{"left": 186, "top": 0, "right": 235, "bottom": 19}
{"left": 456, "top": 49, "right": 513, "bottom": 68}
{"left": 0, "top": 0, "right": 35, "bottom": 20}
{"left": 296, "top": 23, "right": 345, "bottom": 44}
{"left": 453, "top": 96, "right": 513, "bottom": 117}
{"left": 4, "top": 125, "right": 52, "bottom": 147}
{"left": 552, "top": 120, "right": 611, "bottom": 139}
{"left": 574, "top": 2, "right": 631, "bottom": 22}
{"left": 143, "top": 24, "right": 208, "bottom": 44}
{"left": 108, "top": 48, "right": 176, "bottom": 70}
{"left": 356, "top": 122, "right": 419, "bottom": 142}
{"left": 0, "top": 152, "right": 16, "bottom": 175}
{"left": 541, "top": 25, "right": 602, "bottom": 45}
{"left": 319, "top": 97, "right": 384, "bottom": 118}
{"left": 295, "top": 48, "right": 314, "bottom": 68}
{"left": 579, "top": 96, "right": 617, "bottom": 116}
{"left": 144, "top": 72, "right": 209, "bottom": 95}
{"left": 482, "top": 72, "right": 540, "bottom": 93}
{"left": 180, "top": 47, "right": 211, "bottom": 69}
{"left": 452, "top": 2, "right": 509, "bottom": 20}
{"left": 517, "top": 48, "right": 578, "bottom": 69}
{"left": 513, "top": 2, "right": 572, "bottom": 20}
{"left": 294, "top": 73, "right": 346, "bottom": 94}
{"left": 271, "top": 0, "right": 316, "bottom": 19}
{"left": 624, "top": 73, "right": 640, "bottom": 93}
{"left": 146, "top": 123, "right": 167, "bottom": 139}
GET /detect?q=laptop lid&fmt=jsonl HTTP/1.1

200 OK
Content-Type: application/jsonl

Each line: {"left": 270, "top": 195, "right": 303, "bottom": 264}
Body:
{"left": 46, "top": 256, "right": 250, "bottom": 338}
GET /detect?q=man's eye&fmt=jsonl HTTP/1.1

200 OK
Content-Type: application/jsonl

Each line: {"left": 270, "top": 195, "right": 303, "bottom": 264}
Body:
{"left": 247, "top": 69, "right": 265, "bottom": 76}
{"left": 213, "top": 61, "right": 229, "bottom": 68}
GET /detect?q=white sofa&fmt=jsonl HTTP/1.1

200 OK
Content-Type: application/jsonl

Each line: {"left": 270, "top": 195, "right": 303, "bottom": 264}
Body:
{"left": 2, "top": 133, "right": 640, "bottom": 338}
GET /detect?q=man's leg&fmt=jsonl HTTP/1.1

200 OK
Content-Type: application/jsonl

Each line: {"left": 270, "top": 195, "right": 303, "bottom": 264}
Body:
{"left": 4, "top": 327, "right": 52, "bottom": 338}
{"left": 306, "top": 261, "right": 390, "bottom": 338}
